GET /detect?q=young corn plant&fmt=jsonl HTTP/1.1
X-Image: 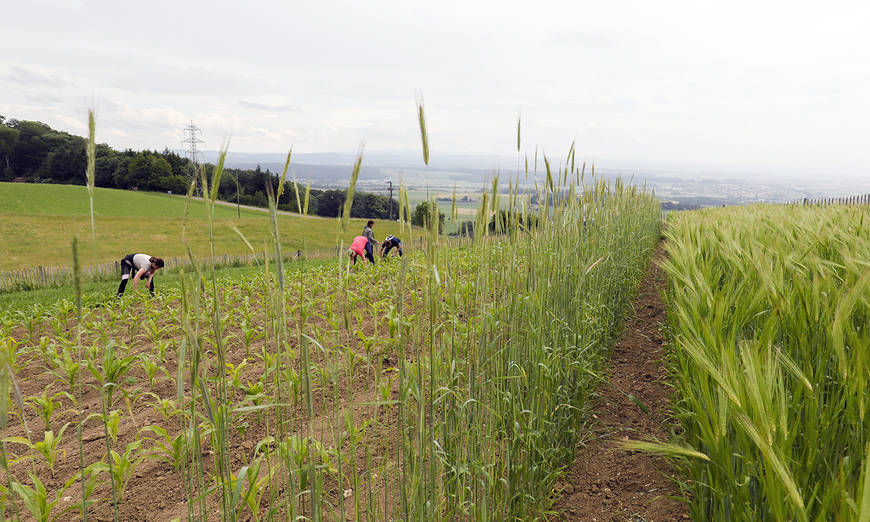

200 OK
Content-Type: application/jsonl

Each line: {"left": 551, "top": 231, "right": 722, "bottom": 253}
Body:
{"left": 87, "top": 339, "right": 136, "bottom": 518}
{"left": 50, "top": 347, "right": 81, "bottom": 401}
{"left": 10, "top": 472, "right": 74, "bottom": 522}
{"left": 229, "top": 458, "right": 274, "bottom": 522}
{"left": 26, "top": 389, "right": 73, "bottom": 433}
{"left": 138, "top": 353, "right": 169, "bottom": 389}
{"left": 85, "top": 439, "right": 147, "bottom": 502}
{"left": 3, "top": 423, "right": 70, "bottom": 477}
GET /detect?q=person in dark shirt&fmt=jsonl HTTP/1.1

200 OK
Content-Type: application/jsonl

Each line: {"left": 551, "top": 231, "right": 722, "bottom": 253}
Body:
{"left": 381, "top": 235, "right": 403, "bottom": 258}
{"left": 362, "top": 220, "right": 377, "bottom": 264}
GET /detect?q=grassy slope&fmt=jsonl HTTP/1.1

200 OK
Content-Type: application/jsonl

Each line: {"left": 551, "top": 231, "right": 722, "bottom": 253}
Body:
{"left": 0, "top": 182, "right": 268, "bottom": 218}
{"left": 0, "top": 183, "right": 404, "bottom": 271}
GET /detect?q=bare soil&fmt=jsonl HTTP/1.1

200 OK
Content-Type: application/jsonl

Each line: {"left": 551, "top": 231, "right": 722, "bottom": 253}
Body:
{"left": 1, "top": 280, "right": 418, "bottom": 521}
{"left": 552, "top": 245, "right": 688, "bottom": 521}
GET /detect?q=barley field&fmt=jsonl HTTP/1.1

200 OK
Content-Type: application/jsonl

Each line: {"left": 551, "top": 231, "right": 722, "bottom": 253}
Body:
{"left": 656, "top": 204, "right": 870, "bottom": 521}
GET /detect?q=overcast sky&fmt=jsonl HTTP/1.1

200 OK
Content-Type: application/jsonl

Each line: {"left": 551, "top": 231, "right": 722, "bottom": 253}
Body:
{"left": 1, "top": 0, "right": 868, "bottom": 177}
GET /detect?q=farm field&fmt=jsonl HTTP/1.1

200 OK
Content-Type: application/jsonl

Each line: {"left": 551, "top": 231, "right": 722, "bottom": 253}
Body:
{"left": 0, "top": 174, "right": 661, "bottom": 520}
{"left": 405, "top": 189, "right": 515, "bottom": 234}
{"left": 0, "top": 183, "right": 403, "bottom": 271}
{"left": 657, "top": 204, "right": 870, "bottom": 521}
{"left": 0, "top": 260, "right": 331, "bottom": 316}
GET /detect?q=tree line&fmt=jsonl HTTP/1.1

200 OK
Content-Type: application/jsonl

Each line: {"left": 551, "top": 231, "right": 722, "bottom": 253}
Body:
{"left": 0, "top": 115, "right": 403, "bottom": 220}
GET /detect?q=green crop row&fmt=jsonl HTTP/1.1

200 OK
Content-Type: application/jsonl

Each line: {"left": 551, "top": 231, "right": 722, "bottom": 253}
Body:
{"left": 659, "top": 205, "right": 870, "bottom": 521}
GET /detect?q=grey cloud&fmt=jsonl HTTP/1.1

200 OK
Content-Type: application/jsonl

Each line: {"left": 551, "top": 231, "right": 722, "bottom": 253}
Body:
{"left": 3, "top": 47, "right": 280, "bottom": 98}
{"left": 96, "top": 60, "right": 275, "bottom": 97}
{"left": 24, "top": 91, "right": 66, "bottom": 103}
{"left": 2, "top": 65, "right": 73, "bottom": 88}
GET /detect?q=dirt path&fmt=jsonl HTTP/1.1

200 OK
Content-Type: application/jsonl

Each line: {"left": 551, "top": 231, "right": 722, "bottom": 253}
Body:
{"left": 553, "top": 245, "right": 688, "bottom": 521}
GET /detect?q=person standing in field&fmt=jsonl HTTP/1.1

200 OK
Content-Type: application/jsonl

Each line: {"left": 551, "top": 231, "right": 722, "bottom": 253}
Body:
{"left": 348, "top": 235, "right": 374, "bottom": 265}
{"left": 362, "top": 220, "right": 377, "bottom": 265}
{"left": 380, "top": 234, "right": 403, "bottom": 258}
{"left": 117, "top": 253, "right": 164, "bottom": 297}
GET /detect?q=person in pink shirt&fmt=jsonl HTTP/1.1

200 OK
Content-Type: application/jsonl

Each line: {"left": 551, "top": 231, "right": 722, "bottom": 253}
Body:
{"left": 348, "top": 235, "right": 373, "bottom": 264}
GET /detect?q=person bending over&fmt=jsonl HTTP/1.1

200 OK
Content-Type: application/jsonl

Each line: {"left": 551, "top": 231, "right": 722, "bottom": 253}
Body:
{"left": 117, "top": 253, "right": 164, "bottom": 297}
{"left": 348, "top": 235, "right": 374, "bottom": 265}
{"left": 381, "top": 235, "right": 403, "bottom": 258}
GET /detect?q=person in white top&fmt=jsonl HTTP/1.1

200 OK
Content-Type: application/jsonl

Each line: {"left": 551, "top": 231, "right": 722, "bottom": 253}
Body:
{"left": 117, "top": 253, "right": 164, "bottom": 297}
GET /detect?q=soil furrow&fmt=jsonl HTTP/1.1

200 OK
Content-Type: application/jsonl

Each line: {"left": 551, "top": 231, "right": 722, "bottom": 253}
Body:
{"left": 554, "top": 245, "right": 688, "bottom": 521}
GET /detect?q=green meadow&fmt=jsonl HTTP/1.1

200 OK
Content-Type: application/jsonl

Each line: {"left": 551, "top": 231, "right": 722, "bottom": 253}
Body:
{"left": 0, "top": 182, "right": 404, "bottom": 271}
{"left": 0, "top": 182, "right": 267, "bottom": 218}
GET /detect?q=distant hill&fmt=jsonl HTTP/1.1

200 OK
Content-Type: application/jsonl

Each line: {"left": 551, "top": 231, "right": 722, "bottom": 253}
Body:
{"left": 187, "top": 150, "right": 507, "bottom": 188}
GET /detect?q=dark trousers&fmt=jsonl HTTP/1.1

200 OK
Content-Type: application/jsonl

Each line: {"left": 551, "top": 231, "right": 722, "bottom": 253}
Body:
{"left": 117, "top": 254, "right": 154, "bottom": 296}
{"left": 364, "top": 242, "right": 375, "bottom": 264}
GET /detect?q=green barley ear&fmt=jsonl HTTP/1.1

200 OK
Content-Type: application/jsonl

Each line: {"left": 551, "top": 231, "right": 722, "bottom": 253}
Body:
{"left": 86, "top": 111, "right": 95, "bottom": 191}
{"left": 199, "top": 165, "right": 209, "bottom": 207}
{"left": 543, "top": 154, "right": 554, "bottom": 195}
{"left": 427, "top": 196, "right": 439, "bottom": 234}
{"left": 402, "top": 182, "right": 411, "bottom": 225}
{"left": 303, "top": 181, "right": 311, "bottom": 217}
{"left": 534, "top": 146, "right": 538, "bottom": 174}
{"left": 477, "top": 190, "right": 489, "bottom": 237}
{"left": 228, "top": 222, "right": 258, "bottom": 261}
{"left": 277, "top": 147, "right": 292, "bottom": 204}
{"left": 491, "top": 175, "right": 499, "bottom": 214}
{"left": 292, "top": 172, "right": 303, "bottom": 215}
{"left": 209, "top": 146, "right": 227, "bottom": 203}
{"left": 398, "top": 182, "right": 409, "bottom": 235}
{"left": 451, "top": 184, "right": 457, "bottom": 222}
{"left": 398, "top": 183, "right": 406, "bottom": 226}
{"left": 516, "top": 115, "right": 521, "bottom": 152}
{"left": 417, "top": 96, "right": 429, "bottom": 165}
{"left": 182, "top": 173, "right": 197, "bottom": 247}
{"left": 621, "top": 440, "right": 711, "bottom": 461}
{"left": 524, "top": 155, "right": 529, "bottom": 182}
{"left": 567, "top": 140, "right": 575, "bottom": 175}
{"left": 85, "top": 110, "right": 96, "bottom": 244}
{"left": 341, "top": 146, "right": 364, "bottom": 231}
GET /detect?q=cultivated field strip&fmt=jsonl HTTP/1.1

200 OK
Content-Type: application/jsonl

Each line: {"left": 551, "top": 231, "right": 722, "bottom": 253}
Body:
{"left": 660, "top": 205, "right": 870, "bottom": 521}
{"left": 0, "top": 174, "right": 660, "bottom": 520}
